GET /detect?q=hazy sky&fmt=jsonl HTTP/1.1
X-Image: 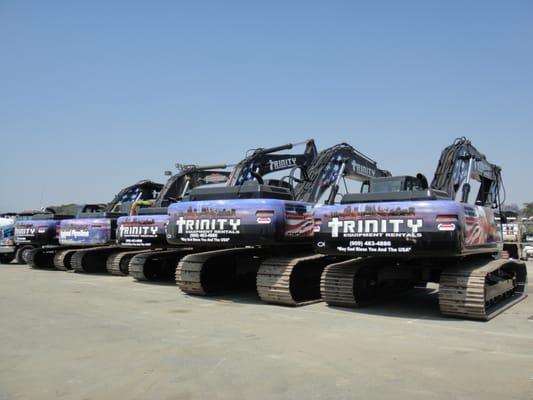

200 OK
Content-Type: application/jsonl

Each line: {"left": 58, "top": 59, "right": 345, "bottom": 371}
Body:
{"left": 1, "top": 1, "right": 532, "bottom": 212}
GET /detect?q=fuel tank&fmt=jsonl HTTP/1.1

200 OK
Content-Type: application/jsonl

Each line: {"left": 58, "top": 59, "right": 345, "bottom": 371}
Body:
{"left": 167, "top": 199, "right": 314, "bottom": 247}
{"left": 313, "top": 200, "right": 501, "bottom": 258}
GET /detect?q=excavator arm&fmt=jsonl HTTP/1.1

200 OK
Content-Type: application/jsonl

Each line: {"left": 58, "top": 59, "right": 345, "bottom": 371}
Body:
{"left": 430, "top": 137, "right": 502, "bottom": 207}
{"left": 294, "top": 143, "right": 391, "bottom": 204}
{"left": 227, "top": 139, "right": 318, "bottom": 186}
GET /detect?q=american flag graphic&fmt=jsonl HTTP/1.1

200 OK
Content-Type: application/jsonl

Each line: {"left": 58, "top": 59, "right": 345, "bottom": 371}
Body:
{"left": 235, "top": 162, "right": 256, "bottom": 185}
{"left": 464, "top": 207, "right": 491, "bottom": 246}
{"left": 465, "top": 216, "right": 484, "bottom": 245}
{"left": 285, "top": 204, "right": 314, "bottom": 237}
{"left": 319, "top": 155, "right": 343, "bottom": 188}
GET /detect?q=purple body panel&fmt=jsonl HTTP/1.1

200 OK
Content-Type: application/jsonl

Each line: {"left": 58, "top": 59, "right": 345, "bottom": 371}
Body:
{"left": 167, "top": 199, "right": 314, "bottom": 246}
{"left": 116, "top": 214, "right": 168, "bottom": 247}
{"left": 313, "top": 200, "right": 501, "bottom": 257}
{"left": 14, "top": 220, "right": 60, "bottom": 245}
{"left": 59, "top": 218, "right": 113, "bottom": 246}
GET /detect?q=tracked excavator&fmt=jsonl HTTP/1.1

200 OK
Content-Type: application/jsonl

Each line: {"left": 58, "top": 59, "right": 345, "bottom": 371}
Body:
{"left": 133, "top": 140, "right": 320, "bottom": 282}
{"left": 168, "top": 141, "right": 391, "bottom": 305}
{"left": 0, "top": 213, "right": 16, "bottom": 264}
{"left": 23, "top": 181, "right": 162, "bottom": 270}
{"left": 2, "top": 211, "right": 52, "bottom": 264}
{"left": 108, "top": 165, "right": 231, "bottom": 278}
{"left": 14, "top": 208, "right": 77, "bottom": 265}
{"left": 315, "top": 137, "right": 527, "bottom": 320}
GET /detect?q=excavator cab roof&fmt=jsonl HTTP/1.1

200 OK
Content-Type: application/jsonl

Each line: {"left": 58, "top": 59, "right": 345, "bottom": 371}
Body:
{"left": 342, "top": 175, "right": 450, "bottom": 204}
{"left": 361, "top": 176, "right": 426, "bottom": 194}
{"left": 185, "top": 182, "right": 294, "bottom": 201}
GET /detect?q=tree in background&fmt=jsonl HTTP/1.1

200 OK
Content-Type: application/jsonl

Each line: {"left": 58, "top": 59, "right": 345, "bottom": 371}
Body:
{"left": 522, "top": 202, "right": 533, "bottom": 218}
{"left": 503, "top": 204, "right": 520, "bottom": 214}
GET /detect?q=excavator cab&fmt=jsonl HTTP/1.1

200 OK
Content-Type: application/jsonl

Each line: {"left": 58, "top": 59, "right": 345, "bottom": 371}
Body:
{"left": 185, "top": 183, "right": 294, "bottom": 201}
{"left": 342, "top": 174, "right": 450, "bottom": 204}
{"left": 107, "top": 180, "right": 163, "bottom": 215}
{"left": 360, "top": 175, "right": 427, "bottom": 194}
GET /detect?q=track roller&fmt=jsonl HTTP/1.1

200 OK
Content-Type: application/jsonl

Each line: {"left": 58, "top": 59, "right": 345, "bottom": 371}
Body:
{"left": 320, "top": 258, "right": 383, "bottom": 307}
{"left": 71, "top": 246, "right": 119, "bottom": 273}
{"left": 439, "top": 258, "right": 527, "bottom": 321}
{"left": 26, "top": 247, "right": 56, "bottom": 269}
{"left": 257, "top": 253, "right": 334, "bottom": 306}
{"left": 176, "top": 248, "right": 264, "bottom": 295}
{"left": 130, "top": 248, "right": 193, "bottom": 281}
{"left": 106, "top": 250, "right": 151, "bottom": 276}
{"left": 53, "top": 249, "right": 80, "bottom": 271}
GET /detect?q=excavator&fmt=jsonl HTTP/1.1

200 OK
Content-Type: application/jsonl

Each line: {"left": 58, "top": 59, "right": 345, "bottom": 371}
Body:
{"left": 131, "top": 140, "right": 320, "bottom": 282}
{"left": 14, "top": 208, "right": 77, "bottom": 266}
{"left": 315, "top": 137, "right": 527, "bottom": 320}
{"left": 108, "top": 165, "right": 231, "bottom": 279}
{"left": 0, "top": 213, "right": 16, "bottom": 264}
{"left": 23, "top": 181, "right": 163, "bottom": 270}
{"left": 6, "top": 210, "right": 72, "bottom": 264}
{"left": 168, "top": 141, "right": 391, "bottom": 305}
